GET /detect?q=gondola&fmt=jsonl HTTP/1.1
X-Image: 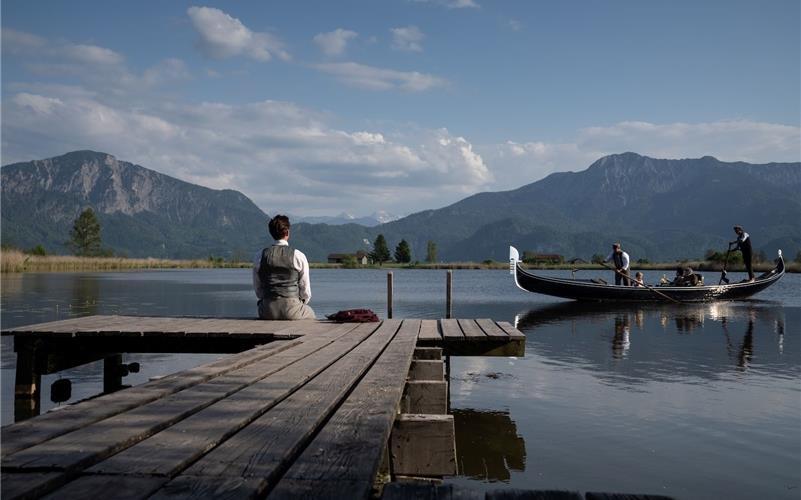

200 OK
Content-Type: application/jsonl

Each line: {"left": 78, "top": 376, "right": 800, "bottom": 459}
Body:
{"left": 509, "top": 246, "right": 785, "bottom": 303}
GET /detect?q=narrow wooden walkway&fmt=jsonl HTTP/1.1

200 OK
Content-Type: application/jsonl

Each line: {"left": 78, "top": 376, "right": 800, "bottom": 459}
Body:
{"left": 1, "top": 318, "right": 525, "bottom": 499}
{"left": 3, "top": 315, "right": 524, "bottom": 355}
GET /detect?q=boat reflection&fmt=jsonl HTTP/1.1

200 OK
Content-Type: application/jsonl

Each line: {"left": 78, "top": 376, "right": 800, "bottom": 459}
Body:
{"left": 513, "top": 301, "right": 789, "bottom": 383}
{"left": 452, "top": 408, "right": 526, "bottom": 482}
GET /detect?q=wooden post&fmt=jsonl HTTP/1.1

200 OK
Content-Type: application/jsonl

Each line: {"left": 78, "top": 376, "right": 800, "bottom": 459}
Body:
{"left": 446, "top": 271, "right": 452, "bottom": 319}
{"left": 14, "top": 346, "right": 41, "bottom": 422}
{"left": 390, "top": 414, "right": 457, "bottom": 476}
{"left": 103, "top": 354, "right": 124, "bottom": 393}
{"left": 387, "top": 271, "right": 393, "bottom": 319}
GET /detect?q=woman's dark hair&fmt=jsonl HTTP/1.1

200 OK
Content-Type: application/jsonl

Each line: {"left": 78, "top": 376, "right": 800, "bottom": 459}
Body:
{"left": 269, "top": 215, "right": 290, "bottom": 240}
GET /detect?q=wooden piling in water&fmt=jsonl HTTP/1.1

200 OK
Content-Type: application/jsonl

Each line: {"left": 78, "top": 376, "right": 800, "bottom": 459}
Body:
{"left": 387, "top": 271, "right": 394, "bottom": 319}
{"left": 446, "top": 270, "right": 452, "bottom": 319}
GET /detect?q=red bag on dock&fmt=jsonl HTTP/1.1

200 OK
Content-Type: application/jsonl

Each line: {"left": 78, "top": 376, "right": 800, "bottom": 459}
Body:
{"left": 326, "top": 309, "right": 380, "bottom": 322}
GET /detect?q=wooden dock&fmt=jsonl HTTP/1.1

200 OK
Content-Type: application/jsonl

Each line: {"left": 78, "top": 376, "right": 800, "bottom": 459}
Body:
{"left": 2, "top": 316, "right": 525, "bottom": 499}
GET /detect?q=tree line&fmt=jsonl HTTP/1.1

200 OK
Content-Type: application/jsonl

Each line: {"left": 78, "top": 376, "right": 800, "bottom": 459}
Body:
{"left": 369, "top": 234, "right": 438, "bottom": 265}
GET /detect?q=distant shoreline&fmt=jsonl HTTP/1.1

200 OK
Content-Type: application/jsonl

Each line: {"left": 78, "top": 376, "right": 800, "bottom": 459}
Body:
{"left": 1, "top": 250, "right": 797, "bottom": 273}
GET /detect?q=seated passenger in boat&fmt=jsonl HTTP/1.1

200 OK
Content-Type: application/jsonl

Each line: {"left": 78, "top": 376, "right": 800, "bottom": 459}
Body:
{"left": 671, "top": 267, "right": 703, "bottom": 286}
{"left": 633, "top": 271, "right": 645, "bottom": 287}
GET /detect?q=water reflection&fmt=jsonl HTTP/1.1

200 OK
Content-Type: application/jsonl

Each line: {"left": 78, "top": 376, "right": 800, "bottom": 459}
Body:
{"left": 70, "top": 276, "right": 100, "bottom": 316}
{"left": 452, "top": 408, "right": 526, "bottom": 482}
{"left": 514, "top": 301, "right": 790, "bottom": 385}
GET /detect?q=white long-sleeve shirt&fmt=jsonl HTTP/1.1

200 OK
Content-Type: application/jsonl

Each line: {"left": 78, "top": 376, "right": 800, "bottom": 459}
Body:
{"left": 252, "top": 239, "right": 311, "bottom": 303}
{"left": 605, "top": 250, "right": 630, "bottom": 270}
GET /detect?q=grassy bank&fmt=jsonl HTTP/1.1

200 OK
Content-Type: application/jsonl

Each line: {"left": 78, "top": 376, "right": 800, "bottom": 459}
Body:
{"left": 0, "top": 250, "right": 250, "bottom": 273}
{"left": 3, "top": 250, "right": 798, "bottom": 273}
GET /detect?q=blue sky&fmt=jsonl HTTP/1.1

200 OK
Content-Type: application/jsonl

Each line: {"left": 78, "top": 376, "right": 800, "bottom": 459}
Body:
{"left": 2, "top": 0, "right": 799, "bottom": 217}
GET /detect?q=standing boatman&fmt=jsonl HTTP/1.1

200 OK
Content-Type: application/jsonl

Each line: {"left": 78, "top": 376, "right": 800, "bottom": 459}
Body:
{"left": 730, "top": 225, "right": 754, "bottom": 282}
{"left": 603, "top": 242, "right": 630, "bottom": 286}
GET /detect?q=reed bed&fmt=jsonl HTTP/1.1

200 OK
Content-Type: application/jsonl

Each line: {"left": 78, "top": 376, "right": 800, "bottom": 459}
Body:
{"left": 0, "top": 250, "right": 250, "bottom": 273}
{"left": 3, "top": 249, "right": 797, "bottom": 273}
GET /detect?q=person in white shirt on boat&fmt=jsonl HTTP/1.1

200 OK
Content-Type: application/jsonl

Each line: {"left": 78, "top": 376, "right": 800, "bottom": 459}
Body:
{"left": 603, "top": 242, "right": 630, "bottom": 286}
{"left": 252, "top": 215, "right": 316, "bottom": 320}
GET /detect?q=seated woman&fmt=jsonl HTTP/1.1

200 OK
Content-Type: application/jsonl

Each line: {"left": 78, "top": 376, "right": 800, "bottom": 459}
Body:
{"left": 633, "top": 271, "right": 645, "bottom": 287}
{"left": 672, "top": 267, "right": 702, "bottom": 286}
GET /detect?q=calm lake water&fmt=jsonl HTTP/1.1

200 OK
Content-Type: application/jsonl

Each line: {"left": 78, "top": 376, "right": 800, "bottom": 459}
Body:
{"left": 1, "top": 268, "right": 799, "bottom": 499}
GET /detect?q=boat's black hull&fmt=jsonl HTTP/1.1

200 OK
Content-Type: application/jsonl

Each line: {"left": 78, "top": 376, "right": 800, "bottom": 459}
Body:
{"left": 514, "top": 256, "right": 785, "bottom": 303}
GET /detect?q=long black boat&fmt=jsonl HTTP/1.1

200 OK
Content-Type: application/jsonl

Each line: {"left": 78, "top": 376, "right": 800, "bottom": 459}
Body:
{"left": 509, "top": 246, "right": 785, "bottom": 302}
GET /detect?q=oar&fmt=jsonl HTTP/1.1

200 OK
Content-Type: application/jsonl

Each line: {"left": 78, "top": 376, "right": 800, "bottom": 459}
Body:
{"left": 599, "top": 261, "right": 683, "bottom": 304}
{"left": 719, "top": 244, "right": 732, "bottom": 285}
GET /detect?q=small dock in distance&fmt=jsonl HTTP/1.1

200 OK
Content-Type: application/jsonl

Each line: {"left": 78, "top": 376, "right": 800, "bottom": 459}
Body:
{"left": 2, "top": 316, "right": 526, "bottom": 499}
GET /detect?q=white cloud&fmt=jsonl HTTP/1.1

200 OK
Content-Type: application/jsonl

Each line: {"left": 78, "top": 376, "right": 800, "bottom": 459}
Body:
{"left": 187, "top": 6, "right": 290, "bottom": 62}
{"left": 391, "top": 26, "right": 424, "bottom": 52}
{"left": 1, "top": 28, "right": 47, "bottom": 53}
{"left": 2, "top": 91, "right": 490, "bottom": 215}
{"left": 11, "top": 93, "right": 64, "bottom": 114}
{"left": 313, "top": 62, "right": 446, "bottom": 91}
{"left": 313, "top": 29, "right": 358, "bottom": 56}
{"left": 480, "top": 119, "right": 801, "bottom": 192}
{"left": 62, "top": 44, "right": 124, "bottom": 65}
{"left": 577, "top": 120, "right": 801, "bottom": 164}
{"left": 412, "top": 0, "right": 479, "bottom": 9}
{"left": 3, "top": 29, "right": 189, "bottom": 96}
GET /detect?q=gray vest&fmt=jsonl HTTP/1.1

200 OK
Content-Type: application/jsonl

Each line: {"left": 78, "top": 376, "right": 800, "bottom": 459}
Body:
{"left": 258, "top": 245, "right": 299, "bottom": 299}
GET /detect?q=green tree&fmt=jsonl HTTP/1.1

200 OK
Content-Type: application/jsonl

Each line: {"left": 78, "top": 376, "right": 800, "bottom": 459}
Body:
{"left": 27, "top": 245, "right": 47, "bottom": 256}
{"left": 371, "top": 234, "right": 391, "bottom": 265}
{"left": 68, "top": 208, "right": 102, "bottom": 256}
{"left": 426, "top": 240, "right": 437, "bottom": 263}
{"left": 341, "top": 255, "right": 359, "bottom": 269}
{"left": 394, "top": 239, "right": 412, "bottom": 263}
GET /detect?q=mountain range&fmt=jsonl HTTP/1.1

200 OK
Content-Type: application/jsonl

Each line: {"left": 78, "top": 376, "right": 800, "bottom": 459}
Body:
{"left": 2, "top": 150, "right": 799, "bottom": 262}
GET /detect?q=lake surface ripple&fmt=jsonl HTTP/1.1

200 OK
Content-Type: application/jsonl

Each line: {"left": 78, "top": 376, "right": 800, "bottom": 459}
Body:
{"left": 1, "top": 269, "right": 799, "bottom": 499}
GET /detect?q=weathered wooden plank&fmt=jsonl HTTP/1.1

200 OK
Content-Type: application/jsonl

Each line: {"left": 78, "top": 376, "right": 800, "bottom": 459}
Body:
{"left": 270, "top": 320, "right": 328, "bottom": 339}
{"left": 2, "top": 325, "right": 361, "bottom": 473}
{"left": 413, "top": 347, "right": 442, "bottom": 360}
{"left": 496, "top": 321, "right": 526, "bottom": 340}
{"left": 401, "top": 381, "right": 447, "bottom": 414}
{"left": 408, "top": 360, "right": 444, "bottom": 381}
{"left": 268, "top": 319, "right": 421, "bottom": 499}
{"left": 1, "top": 472, "right": 65, "bottom": 500}
{"left": 440, "top": 319, "right": 463, "bottom": 341}
{"left": 150, "top": 320, "right": 407, "bottom": 497}
{"left": 417, "top": 320, "right": 441, "bottom": 342}
{"left": 87, "top": 322, "right": 384, "bottom": 478}
{"left": 458, "top": 319, "right": 487, "bottom": 341}
{"left": 475, "top": 318, "right": 512, "bottom": 339}
{"left": 390, "top": 414, "right": 456, "bottom": 476}
{"left": 0, "top": 331, "right": 318, "bottom": 459}
{"left": 149, "top": 476, "right": 267, "bottom": 500}
{"left": 40, "top": 475, "right": 168, "bottom": 500}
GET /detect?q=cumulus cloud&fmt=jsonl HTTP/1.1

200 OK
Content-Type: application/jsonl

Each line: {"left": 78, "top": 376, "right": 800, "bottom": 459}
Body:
{"left": 480, "top": 119, "right": 801, "bottom": 191}
{"left": 313, "top": 29, "right": 358, "bottom": 56}
{"left": 391, "top": 26, "right": 424, "bottom": 52}
{"left": 1, "top": 28, "right": 47, "bottom": 53}
{"left": 313, "top": 62, "right": 446, "bottom": 91}
{"left": 62, "top": 44, "right": 124, "bottom": 65}
{"left": 2, "top": 29, "right": 188, "bottom": 96}
{"left": 412, "top": 0, "right": 479, "bottom": 9}
{"left": 3, "top": 90, "right": 491, "bottom": 214}
{"left": 187, "top": 6, "right": 290, "bottom": 62}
